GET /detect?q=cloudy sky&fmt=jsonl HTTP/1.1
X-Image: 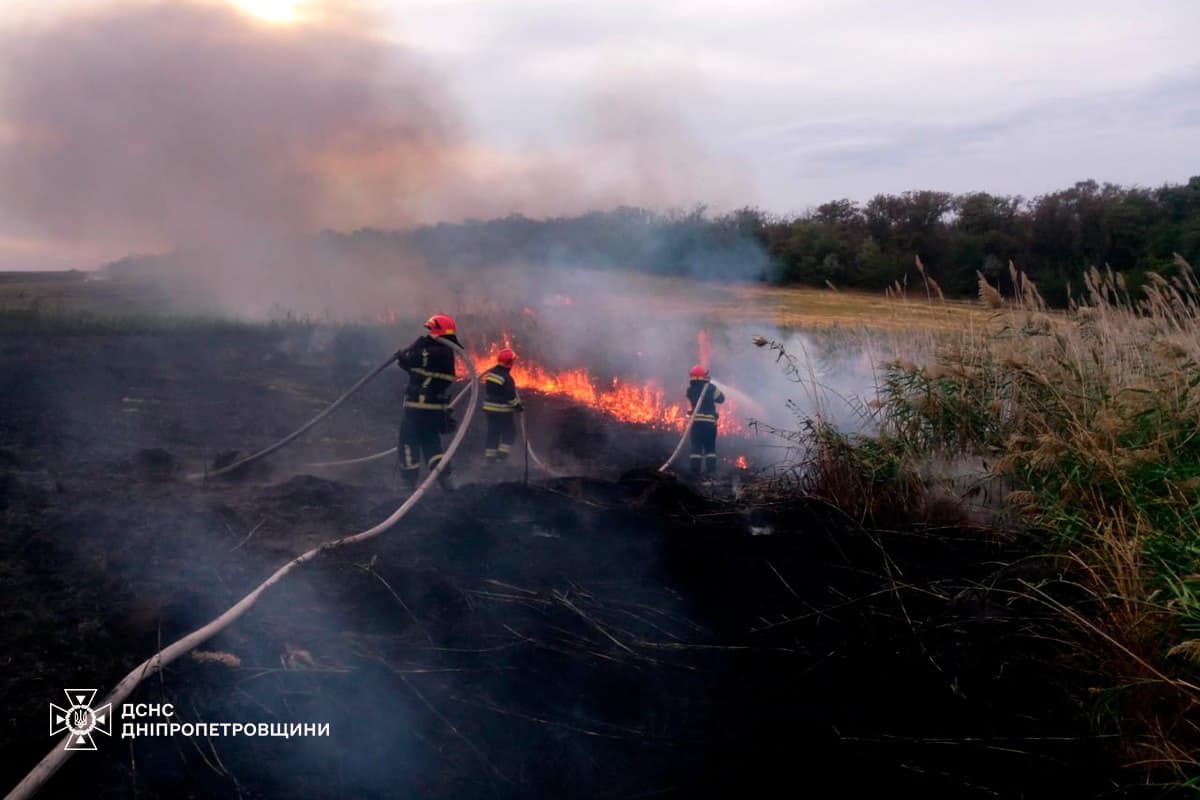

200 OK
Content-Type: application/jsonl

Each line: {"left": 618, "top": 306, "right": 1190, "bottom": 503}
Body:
{"left": 391, "top": 0, "right": 1199, "bottom": 200}
{"left": 1, "top": 0, "right": 1196, "bottom": 269}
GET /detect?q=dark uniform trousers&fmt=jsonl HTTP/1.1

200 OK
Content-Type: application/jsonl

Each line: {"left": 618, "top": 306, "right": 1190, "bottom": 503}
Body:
{"left": 690, "top": 420, "right": 718, "bottom": 475}
{"left": 395, "top": 334, "right": 458, "bottom": 489}
{"left": 686, "top": 378, "right": 725, "bottom": 476}
{"left": 398, "top": 407, "right": 449, "bottom": 486}
{"left": 484, "top": 412, "right": 515, "bottom": 462}
{"left": 481, "top": 363, "right": 520, "bottom": 463}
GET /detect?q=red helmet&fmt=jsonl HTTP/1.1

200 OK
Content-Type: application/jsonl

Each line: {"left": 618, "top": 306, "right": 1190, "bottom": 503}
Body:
{"left": 497, "top": 348, "right": 516, "bottom": 367}
{"left": 424, "top": 314, "right": 456, "bottom": 337}
{"left": 690, "top": 364, "right": 709, "bottom": 379}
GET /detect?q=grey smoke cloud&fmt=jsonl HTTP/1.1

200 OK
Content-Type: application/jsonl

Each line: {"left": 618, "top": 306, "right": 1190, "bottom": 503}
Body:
{"left": 0, "top": 1, "right": 750, "bottom": 274}
{"left": 0, "top": 1, "right": 457, "bottom": 254}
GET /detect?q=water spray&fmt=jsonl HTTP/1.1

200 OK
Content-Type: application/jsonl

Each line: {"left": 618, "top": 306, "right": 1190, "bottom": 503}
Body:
{"left": 709, "top": 379, "right": 765, "bottom": 421}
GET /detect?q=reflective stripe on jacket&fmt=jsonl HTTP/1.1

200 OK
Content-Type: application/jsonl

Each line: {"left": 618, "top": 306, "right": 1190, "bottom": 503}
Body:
{"left": 397, "top": 334, "right": 458, "bottom": 410}
{"left": 482, "top": 364, "right": 519, "bottom": 413}
{"left": 686, "top": 378, "right": 725, "bottom": 423}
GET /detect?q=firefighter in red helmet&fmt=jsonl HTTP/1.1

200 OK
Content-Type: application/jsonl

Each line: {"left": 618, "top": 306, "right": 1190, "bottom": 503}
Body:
{"left": 394, "top": 314, "right": 460, "bottom": 490}
{"left": 686, "top": 364, "right": 725, "bottom": 476}
{"left": 481, "top": 347, "right": 523, "bottom": 464}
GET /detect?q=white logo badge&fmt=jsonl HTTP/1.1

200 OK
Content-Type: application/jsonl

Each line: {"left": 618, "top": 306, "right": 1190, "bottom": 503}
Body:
{"left": 49, "top": 689, "right": 112, "bottom": 751}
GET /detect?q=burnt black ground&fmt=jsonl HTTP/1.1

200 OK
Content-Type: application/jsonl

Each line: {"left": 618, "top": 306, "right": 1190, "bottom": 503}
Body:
{"left": 0, "top": 325, "right": 1133, "bottom": 798}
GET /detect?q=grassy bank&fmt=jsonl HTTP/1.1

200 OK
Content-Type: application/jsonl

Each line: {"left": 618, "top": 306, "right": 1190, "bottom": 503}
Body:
{"left": 758, "top": 257, "right": 1200, "bottom": 783}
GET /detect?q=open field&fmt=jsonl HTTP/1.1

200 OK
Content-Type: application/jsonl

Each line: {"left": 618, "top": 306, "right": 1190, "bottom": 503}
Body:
{"left": 484, "top": 267, "right": 992, "bottom": 332}
{"left": 1, "top": 267, "right": 1192, "bottom": 798}
{"left": 0, "top": 268, "right": 989, "bottom": 332}
{"left": 0, "top": 271, "right": 171, "bottom": 316}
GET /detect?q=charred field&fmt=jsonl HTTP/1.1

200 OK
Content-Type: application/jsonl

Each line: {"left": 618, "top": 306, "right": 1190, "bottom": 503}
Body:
{"left": 0, "top": 308, "right": 1134, "bottom": 799}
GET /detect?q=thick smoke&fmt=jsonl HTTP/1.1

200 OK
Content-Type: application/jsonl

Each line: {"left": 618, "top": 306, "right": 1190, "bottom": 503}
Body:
{"left": 461, "top": 264, "right": 879, "bottom": 458}
{"left": 420, "top": 81, "right": 754, "bottom": 226}
{"left": 0, "top": 1, "right": 463, "bottom": 313}
{"left": 0, "top": 2, "right": 455, "bottom": 250}
{"left": 0, "top": 0, "right": 856, "bottom": 443}
{"left": 0, "top": 1, "right": 752, "bottom": 317}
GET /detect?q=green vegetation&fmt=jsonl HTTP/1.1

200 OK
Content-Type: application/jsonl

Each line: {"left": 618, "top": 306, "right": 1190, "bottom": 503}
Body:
{"left": 383, "top": 175, "right": 1200, "bottom": 307}
{"left": 759, "top": 258, "right": 1200, "bottom": 781}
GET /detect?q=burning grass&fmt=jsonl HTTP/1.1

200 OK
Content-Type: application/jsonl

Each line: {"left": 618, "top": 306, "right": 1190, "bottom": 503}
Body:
{"left": 470, "top": 337, "right": 742, "bottom": 435}
{"left": 751, "top": 256, "right": 1200, "bottom": 782}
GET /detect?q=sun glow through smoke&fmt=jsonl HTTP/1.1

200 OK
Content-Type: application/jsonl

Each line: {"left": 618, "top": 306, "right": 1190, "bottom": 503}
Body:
{"left": 231, "top": 0, "right": 299, "bottom": 23}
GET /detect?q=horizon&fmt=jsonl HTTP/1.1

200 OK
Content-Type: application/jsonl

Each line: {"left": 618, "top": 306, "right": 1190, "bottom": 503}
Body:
{"left": 6, "top": 170, "right": 1197, "bottom": 274}
{"left": 1, "top": 0, "right": 1196, "bottom": 270}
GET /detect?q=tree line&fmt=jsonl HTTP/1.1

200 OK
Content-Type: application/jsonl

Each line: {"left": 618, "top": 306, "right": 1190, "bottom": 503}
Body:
{"left": 393, "top": 176, "right": 1200, "bottom": 306}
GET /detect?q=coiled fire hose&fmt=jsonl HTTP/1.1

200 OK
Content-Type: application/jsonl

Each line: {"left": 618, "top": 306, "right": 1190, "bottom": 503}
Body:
{"left": 658, "top": 381, "right": 713, "bottom": 473}
{"left": 5, "top": 341, "right": 480, "bottom": 800}
{"left": 304, "top": 384, "right": 471, "bottom": 469}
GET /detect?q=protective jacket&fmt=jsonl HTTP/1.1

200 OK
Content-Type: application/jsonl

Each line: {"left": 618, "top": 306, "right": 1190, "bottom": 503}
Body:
{"left": 396, "top": 334, "right": 459, "bottom": 410}
{"left": 482, "top": 364, "right": 521, "bottom": 413}
{"left": 686, "top": 378, "right": 725, "bottom": 423}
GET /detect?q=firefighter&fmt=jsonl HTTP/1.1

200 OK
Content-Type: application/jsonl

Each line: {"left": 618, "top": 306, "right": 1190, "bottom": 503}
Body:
{"left": 482, "top": 347, "right": 523, "bottom": 464}
{"left": 686, "top": 364, "right": 725, "bottom": 476}
{"left": 395, "top": 314, "right": 460, "bottom": 490}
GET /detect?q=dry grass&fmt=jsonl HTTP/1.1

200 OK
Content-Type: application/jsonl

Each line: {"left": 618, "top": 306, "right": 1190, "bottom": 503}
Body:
{"left": 2, "top": 266, "right": 993, "bottom": 336}
{"left": 0, "top": 270, "right": 163, "bottom": 314}
{"left": 735, "top": 282, "right": 985, "bottom": 332}
{"left": 483, "top": 265, "right": 989, "bottom": 332}
{"left": 190, "top": 650, "right": 242, "bottom": 668}
{"left": 755, "top": 255, "right": 1200, "bottom": 782}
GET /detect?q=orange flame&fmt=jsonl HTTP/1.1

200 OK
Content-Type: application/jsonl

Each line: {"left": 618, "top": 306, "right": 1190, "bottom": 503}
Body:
{"left": 735, "top": 455, "right": 748, "bottom": 470}
{"left": 470, "top": 336, "right": 740, "bottom": 434}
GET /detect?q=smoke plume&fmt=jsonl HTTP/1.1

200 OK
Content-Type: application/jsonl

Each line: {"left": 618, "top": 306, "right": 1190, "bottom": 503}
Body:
{"left": 0, "top": 2, "right": 457, "bottom": 251}
{"left": 0, "top": 1, "right": 752, "bottom": 314}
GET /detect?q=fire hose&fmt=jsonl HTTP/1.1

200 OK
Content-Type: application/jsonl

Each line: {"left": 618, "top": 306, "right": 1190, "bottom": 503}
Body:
{"left": 187, "top": 354, "right": 406, "bottom": 481}
{"left": 304, "top": 384, "right": 471, "bottom": 469}
{"left": 518, "top": 417, "right": 554, "bottom": 474}
{"left": 5, "top": 341, "right": 480, "bottom": 800}
{"left": 515, "top": 391, "right": 557, "bottom": 476}
{"left": 311, "top": 386, "right": 560, "bottom": 477}
{"left": 658, "top": 381, "right": 713, "bottom": 473}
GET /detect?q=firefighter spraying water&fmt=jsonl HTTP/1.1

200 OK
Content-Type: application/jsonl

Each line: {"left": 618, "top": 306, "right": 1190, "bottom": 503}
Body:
{"left": 686, "top": 364, "right": 725, "bottom": 476}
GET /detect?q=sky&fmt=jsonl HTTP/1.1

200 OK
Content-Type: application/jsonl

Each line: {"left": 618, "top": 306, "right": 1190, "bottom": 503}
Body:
{"left": 0, "top": 0, "right": 1197, "bottom": 269}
